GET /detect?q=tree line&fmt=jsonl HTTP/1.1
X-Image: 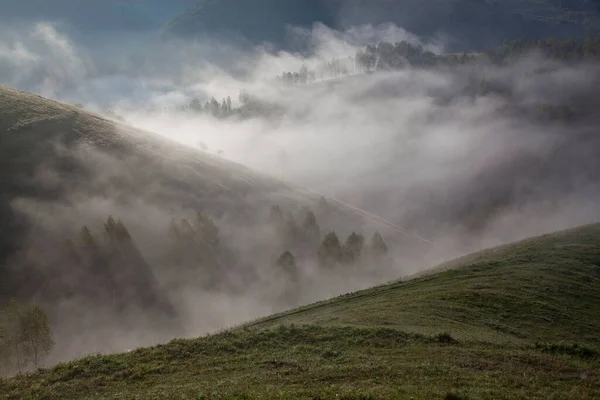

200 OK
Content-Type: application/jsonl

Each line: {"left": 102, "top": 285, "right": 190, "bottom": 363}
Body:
{"left": 179, "top": 35, "right": 600, "bottom": 121}
{"left": 268, "top": 202, "right": 390, "bottom": 271}
{"left": 278, "top": 35, "right": 600, "bottom": 82}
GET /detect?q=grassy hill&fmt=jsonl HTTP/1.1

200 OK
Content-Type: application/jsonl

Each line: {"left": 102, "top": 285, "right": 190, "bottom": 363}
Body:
{"left": 245, "top": 223, "right": 600, "bottom": 346}
{"left": 2, "top": 223, "right": 599, "bottom": 399}
{"left": 0, "top": 86, "right": 387, "bottom": 356}
{"left": 0, "top": 85, "right": 314, "bottom": 272}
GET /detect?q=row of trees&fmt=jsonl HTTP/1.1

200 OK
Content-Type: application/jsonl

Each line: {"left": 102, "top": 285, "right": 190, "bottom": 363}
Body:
{"left": 0, "top": 300, "right": 54, "bottom": 376}
{"left": 486, "top": 35, "right": 600, "bottom": 63}
{"left": 59, "top": 216, "right": 177, "bottom": 321}
{"left": 183, "top": 91, "right": 284, "bottom": 119}
{"left": 274, "top": 35, "right": 600, "bottom": 89}
{"left": 187, "top": 96, "right": 234, "bottom": 118}
{"left": 316, "top": 230, "right": 388, "bottom": 268}
{"left": 268, "top": 203, "right": 390, "bottom": 274}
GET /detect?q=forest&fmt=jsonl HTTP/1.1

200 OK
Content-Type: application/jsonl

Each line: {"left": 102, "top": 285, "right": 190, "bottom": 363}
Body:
{"left": 177, "top": 35, "right": 600, "bottom": 120}
{"left": 0, "top": 200, "right": 389, "bottom": 376}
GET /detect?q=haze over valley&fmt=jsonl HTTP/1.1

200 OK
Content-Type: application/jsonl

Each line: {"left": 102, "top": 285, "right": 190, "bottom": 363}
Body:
{"left": 1, "top": 2, "right": 600, "bottom": 398}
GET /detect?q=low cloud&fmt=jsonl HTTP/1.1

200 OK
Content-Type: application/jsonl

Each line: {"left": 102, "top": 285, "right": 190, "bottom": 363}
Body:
{"left": 2, "top": 20, "right": 600, "bottom": 366}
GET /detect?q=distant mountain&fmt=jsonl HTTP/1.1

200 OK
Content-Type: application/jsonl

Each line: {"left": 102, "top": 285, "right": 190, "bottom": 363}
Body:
{"left": 162, "top": 0, "right": 600, "bottom": 50}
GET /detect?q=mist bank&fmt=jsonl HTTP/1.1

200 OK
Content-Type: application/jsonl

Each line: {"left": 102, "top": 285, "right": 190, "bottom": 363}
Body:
{"left": 1, "top": 21, "right": 600, "bottom": 368}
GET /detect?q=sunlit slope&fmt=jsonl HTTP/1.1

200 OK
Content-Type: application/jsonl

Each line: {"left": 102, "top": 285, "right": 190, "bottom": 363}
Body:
{"left": 2, "top": 224, "right": 600, "bottom": 399}
{"left": 0, "top": 86, "right": 317, "bottom": 261}
{"left": 0, "top": 85, "right": 306, "bottom": 204}
{"left": 246, "top": 223, "right": 600, "bottom": 345}
{"left": 0, "top": 85, "right": 375, "bottom": 311}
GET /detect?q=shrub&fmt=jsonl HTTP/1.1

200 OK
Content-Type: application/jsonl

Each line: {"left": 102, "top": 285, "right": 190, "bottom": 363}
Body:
{"left": 534, "top": 342, "right": 598, "bottom": 359}
{"left": 434, "top": 332, "right": 456, "bottom": 344}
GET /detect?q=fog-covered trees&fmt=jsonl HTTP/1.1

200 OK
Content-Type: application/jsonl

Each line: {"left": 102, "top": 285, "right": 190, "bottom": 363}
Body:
{"left": 344, "top": 232, "right": 365, "bottom": 264}
{"left": 0, "top": 300, "right": 54, "bottom": 374}
{"left": 277, "top": 251, "right": 296, "bottom": 272}
{"left": 165, "top": 211, "right": 236, "bottom": 290}
{"left": 301, "top": 209, "right": 321, "bottom": 248}
{"left": 104, "top": 216, "right": 131, "bottom": 244}
{"left": 369, "top": 231, "right": 388, "bottom": 256}
{"left": 318, "top": 231, "right": 343, "bottom": 268}
{"left": 267, "top": 203, "right": 391, "bottom": 271}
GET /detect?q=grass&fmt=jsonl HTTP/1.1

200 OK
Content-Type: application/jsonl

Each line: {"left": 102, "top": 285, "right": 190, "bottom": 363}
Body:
{"left": 1, "top": 325, "right": 599, "bottom": 399}
{"left": 2, "top": 223, "right": 600, "bottom": 399}
{"left": 244, "top": 223, "right": 600, "bottom": 346}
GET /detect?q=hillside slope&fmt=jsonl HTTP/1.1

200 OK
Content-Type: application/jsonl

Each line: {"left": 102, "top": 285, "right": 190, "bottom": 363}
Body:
{"left": 2, "top": 224, "right": 599, "bottom": 399}
{"left": 0, "top": 86, "right": 386, "bottom": 354}
{"left": 246, "top": 223, "right": 600, "bottom": 345}
{"left": 0, "top": 85, "right": 316, "bottom": 275}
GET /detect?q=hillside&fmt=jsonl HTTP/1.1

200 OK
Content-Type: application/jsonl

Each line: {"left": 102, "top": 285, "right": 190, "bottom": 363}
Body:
{"left": 246, "top": 223, "right": 600, "bottom": 345}
{"left": 0, "top": 86, "right": 391, "bottom": 358}
{"left": 2, "top": 224, "right": 599, "bottom": 399}
{"left": 162, "top": 0, "right": 600, "bottom": 50}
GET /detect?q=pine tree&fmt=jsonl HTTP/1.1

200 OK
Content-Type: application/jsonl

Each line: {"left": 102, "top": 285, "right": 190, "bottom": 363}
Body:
{"left": 369, "top": 231, "right": 388, "bottom": 256}
{"left": 344, "top": 232, "right": 365, "bottom": 263}
{"left": 189, "top": 97, "right": 203, "bottom": 112}
{"left": 104, "top": 216, "right": 117, "bottom": 243}
{"left": 318, "top": 231, "right": 343, "bottom": 268}
{"left": 194, "top": 211, "right": 220, "bottom": 246}
{"left": 302, "top": 210, "right": 320, "bottom": 239}
{"left": 79, "top": 226, "right": 95, "bottom": 248}
{"left": 277, "top": 250, "right": 296, "bottom": 276}
{"left": 114, "top": 220, "right": 131, "bottom": 242}
{"left": 221, "top": 99, "right": 228, "bottom": 117}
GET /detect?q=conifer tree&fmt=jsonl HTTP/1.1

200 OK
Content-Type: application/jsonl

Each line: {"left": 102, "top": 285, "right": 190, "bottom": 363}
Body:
{"left": 302, "top": 210, "right": 321, "bottom": 242}
{"left": 269, "top": 205, "right": 284, "bottom": 225}
{"left": 318, "top": 231, "right": 343, "bottom": 268}
{"left": 369, "top": 231, "right": 388, "bottom": 257}
{"left": 277, "top": 250, "right": 296, "bottom": 276}
{"left": 344, "top": 232, "right": 365, "bottom": 263}
{"left": 79, "top": 226, "right": 95, "bottom": 248}
{"left": 194, "top": 211, "right": 220, "bottom": 246}
{"left": 114, "top": 220, "right": 131, "bottom": 242}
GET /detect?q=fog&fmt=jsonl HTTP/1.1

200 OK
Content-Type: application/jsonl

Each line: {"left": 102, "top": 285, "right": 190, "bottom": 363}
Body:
{"left": 1, "top": 20, "right": 600, "bottom": 368}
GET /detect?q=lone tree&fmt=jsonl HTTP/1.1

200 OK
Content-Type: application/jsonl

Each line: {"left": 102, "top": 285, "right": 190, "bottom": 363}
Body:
{"left": 318, "top": 231, "right": 343, "bottom": 268}
{"left": 20, "top": 305, "right": 54, "bottom": 368}
{"left": 0, "top": 300, "right": 54, "bottom": 372}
